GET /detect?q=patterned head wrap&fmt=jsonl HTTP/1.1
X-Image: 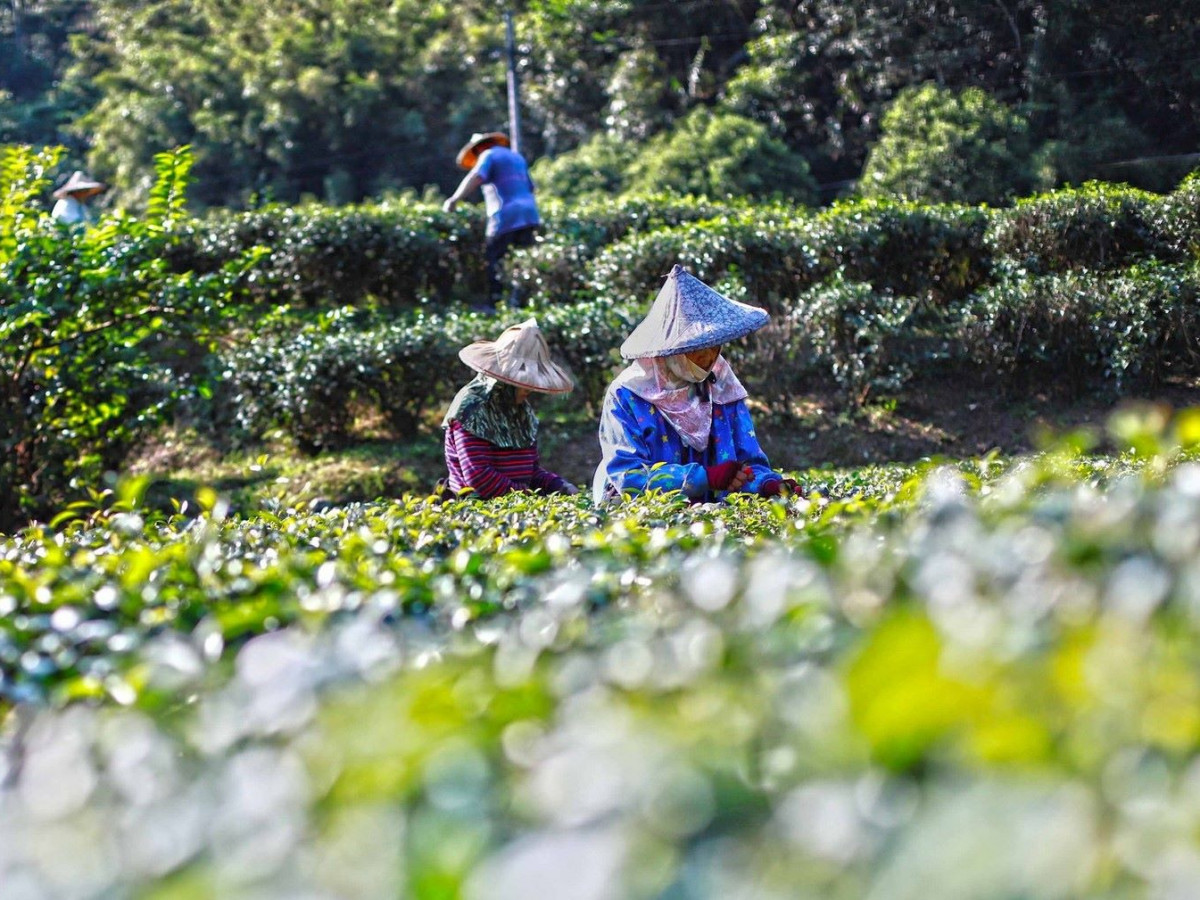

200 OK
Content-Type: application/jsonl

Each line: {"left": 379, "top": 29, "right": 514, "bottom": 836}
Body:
{"left": 442, "top": 374, "right": 538, "bottom": 449}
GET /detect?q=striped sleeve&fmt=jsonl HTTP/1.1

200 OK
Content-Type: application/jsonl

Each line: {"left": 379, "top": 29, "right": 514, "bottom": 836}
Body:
{"left": 448, "top": 422, "right": 521, "bottom": 499}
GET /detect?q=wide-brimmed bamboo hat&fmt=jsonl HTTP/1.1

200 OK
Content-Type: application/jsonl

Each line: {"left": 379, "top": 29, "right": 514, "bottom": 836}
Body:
{"left": 455, "top": 132, "right": 510, "bottom": 170}
{"left": 459, "top": 318, "right": 574, "bottom": 394}
{"left": 53, "top": 170, "right": 106, "bottom": 200}
{"left": 620, "top": 264, "right": 770, "bottom": 359}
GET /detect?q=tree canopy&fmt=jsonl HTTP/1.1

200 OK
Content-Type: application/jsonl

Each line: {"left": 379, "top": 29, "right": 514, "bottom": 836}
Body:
{"left": 2, "top": 0, "right": 1198, "bottom": 208}
{"left": 860, "top": 84, "right": 1051, "bottom": 206}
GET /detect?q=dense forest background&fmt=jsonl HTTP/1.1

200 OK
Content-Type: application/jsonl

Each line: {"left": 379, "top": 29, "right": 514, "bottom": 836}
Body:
{"left": 3, "top": 0, "right": 1199, "bottom": 210}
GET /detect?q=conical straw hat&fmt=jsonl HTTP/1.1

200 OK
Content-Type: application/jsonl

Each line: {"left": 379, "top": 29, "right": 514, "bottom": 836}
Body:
{"left": 620, "top": 264, "right": 769, "bottom": 359}
{"left": 53, "top": 170, "right": 106, "bottom": 199}
{"left": 459, "top": 318, "right": 574, "bottom": 394}
{"left": 455, "top": 132, "right": 510, "bottom": 170}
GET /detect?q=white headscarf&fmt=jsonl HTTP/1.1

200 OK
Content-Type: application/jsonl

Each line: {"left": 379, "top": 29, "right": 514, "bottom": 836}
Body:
{"left": 612, "top": 354, "right": 748, "bottom": 451}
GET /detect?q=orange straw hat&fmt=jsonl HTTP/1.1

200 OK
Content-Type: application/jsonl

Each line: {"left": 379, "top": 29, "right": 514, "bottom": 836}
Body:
{"left": 459, "top": 318, "right": 574, "bottom": 394}
{"left": 455, "top": 132, "right": 510, "bottom": 170}
{"left": 53, "top": 170, "right": 107, "bottom": 200}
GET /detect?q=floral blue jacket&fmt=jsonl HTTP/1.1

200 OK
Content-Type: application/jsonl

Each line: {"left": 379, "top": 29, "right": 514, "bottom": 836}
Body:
{"left": 592, "top": 385, "right": 780, "bottom": 503}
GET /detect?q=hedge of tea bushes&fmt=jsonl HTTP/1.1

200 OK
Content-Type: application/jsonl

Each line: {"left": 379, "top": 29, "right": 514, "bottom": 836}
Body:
{"left": 208, "top": 257, "right": 1200, "bottom": 449}
{"left": 958, "top": 261, "right": 1200, "bottom": 394}
{"left": 164, "top": 202, "right": 488, "bottom": 308}
{"left": 985, "top": 181, "right": 1170, "bottom": 276}
{"left": 987, "top": 175, "right": 1200, "bottom": 278}
{"left": 166, "top": 175, "right": 1200, "bottom": 313}
{"left": 208, "top": 276, "right": 943, "bottom": 448}
{"left": 575, "top": 178, "right": 1200, "bottom": 304}
{"left": 0, "top": 430, "right": 1170, "bottom": 714}
{"left": 576, "top": 201, "right": 993, "bottom": 311}
{"left": 166, "top": 195, "right": 750, "bottom": 310}
{"left": 576, "top": 180, "right": 1200, "bottom": 311}
{"left": 19, "top": 172, "right": 1191, "bottom": 470}
{"left": 213, "top": 300, "right": 645, "bottom": 449}
{"left": 4, "top": 460, "right": 922, "bottom": 711}
{"left": 4, "top": 424, "right": 1200, "bottom": 897}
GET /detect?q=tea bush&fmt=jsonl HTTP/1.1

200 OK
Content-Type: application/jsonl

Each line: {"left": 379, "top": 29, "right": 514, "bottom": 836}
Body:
{"left": 214, "top": 300, "right": 644, "bottom": 449}
{"left": 811, "top": 199, "right": 992, "bottom": 306}
{"left": 959, "top": 261, "right": 1200, "bottom": 394}
{"left": 2, "top": 414, "right": 1200, "bottom": 897}
{"left": 585, "top": 214, "right": 825, "bottom": 310}
{"left": 167, "top": 200, "right": 486, "bottom": 308}
{"left": 0, "top": 146, "right": 261, "bottom": 530}
{"left": 1153, "top": 169, "right": 1200, "bottom": 259}
{"left": 790, "top": 277, "right": 920, "bottom": 405}
{"left": 987, "top": 181, "right": 1173, "bottom": 276}
{"left": 508, "top": 194, "right": 750, "bottom": 303}
{"left": 540, "top": 194, "right": 753, "bottom": 250}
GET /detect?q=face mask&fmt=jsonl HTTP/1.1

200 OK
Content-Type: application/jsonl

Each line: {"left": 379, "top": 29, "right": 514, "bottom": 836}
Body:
{"left": 666, "top": 354, "right": 714, "bottom": 384}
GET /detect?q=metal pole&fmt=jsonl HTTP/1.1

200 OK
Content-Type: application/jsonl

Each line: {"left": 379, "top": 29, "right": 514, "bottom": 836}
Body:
{"left": 504, "top": 9, "right": 522, "bottom": 155}
{"left": 12, "top": 0, "right": 25, "bottom": 48}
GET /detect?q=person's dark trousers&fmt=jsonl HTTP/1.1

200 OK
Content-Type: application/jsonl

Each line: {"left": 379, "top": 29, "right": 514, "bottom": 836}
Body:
{"left": 484, "top": 225, "right": 538, "bottom": 309}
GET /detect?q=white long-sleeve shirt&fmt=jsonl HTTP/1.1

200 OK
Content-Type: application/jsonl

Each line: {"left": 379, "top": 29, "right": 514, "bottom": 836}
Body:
{"left": 51, "top": 196, "right": 90, "bottom": 225}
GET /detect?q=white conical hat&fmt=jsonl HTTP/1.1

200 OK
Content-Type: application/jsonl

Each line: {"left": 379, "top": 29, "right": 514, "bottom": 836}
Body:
{"left": 459, "top": 318, "right": 574, "bottom": 394}
{"left": 53, "top": 170, "right": 106, "bottom": 199}
{"left": 620, "top": 264, "right": 770, "bottom": 359}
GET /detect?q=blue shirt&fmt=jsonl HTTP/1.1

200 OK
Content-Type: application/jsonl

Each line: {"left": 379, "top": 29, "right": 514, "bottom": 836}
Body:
{"left": 472, "top": 147, "right": 540, "bottom": 237}
{"left": 592, "top": 385, "right": 781, "bottom": 503}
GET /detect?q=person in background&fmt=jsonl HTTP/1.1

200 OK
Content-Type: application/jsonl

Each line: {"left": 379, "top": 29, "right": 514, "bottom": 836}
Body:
{"left": 50, "top": 170, "right": 106, "bottom": 227}
{"left": 443, "top": 318, "right": 579, "bottom": 499}
{"left": 593, "top": 264, "right": 803, "bottom": 504}
{"left": 442, "top": 131, "right": 540, "bottom": 311}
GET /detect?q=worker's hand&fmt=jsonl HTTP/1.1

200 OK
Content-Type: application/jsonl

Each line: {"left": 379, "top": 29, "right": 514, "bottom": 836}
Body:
{"left": 442, "top": 198, "right": 458, "bottom": 213}
{"left": 705, "top": 461, "right": 741, "bottom": 491}
{"left": 558, "top": 481, "right": 580, "bottom": 496}
{"left": 727, "top": 465, "right": 754, "bottom": 492}
{"left": 759, "top": 477, "right": 804, "bottom": 498}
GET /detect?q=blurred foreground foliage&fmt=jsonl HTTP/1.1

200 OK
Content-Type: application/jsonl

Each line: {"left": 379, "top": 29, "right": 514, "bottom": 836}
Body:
{"left": 2, "top": 410, "right": 1200, "bottom": 896}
